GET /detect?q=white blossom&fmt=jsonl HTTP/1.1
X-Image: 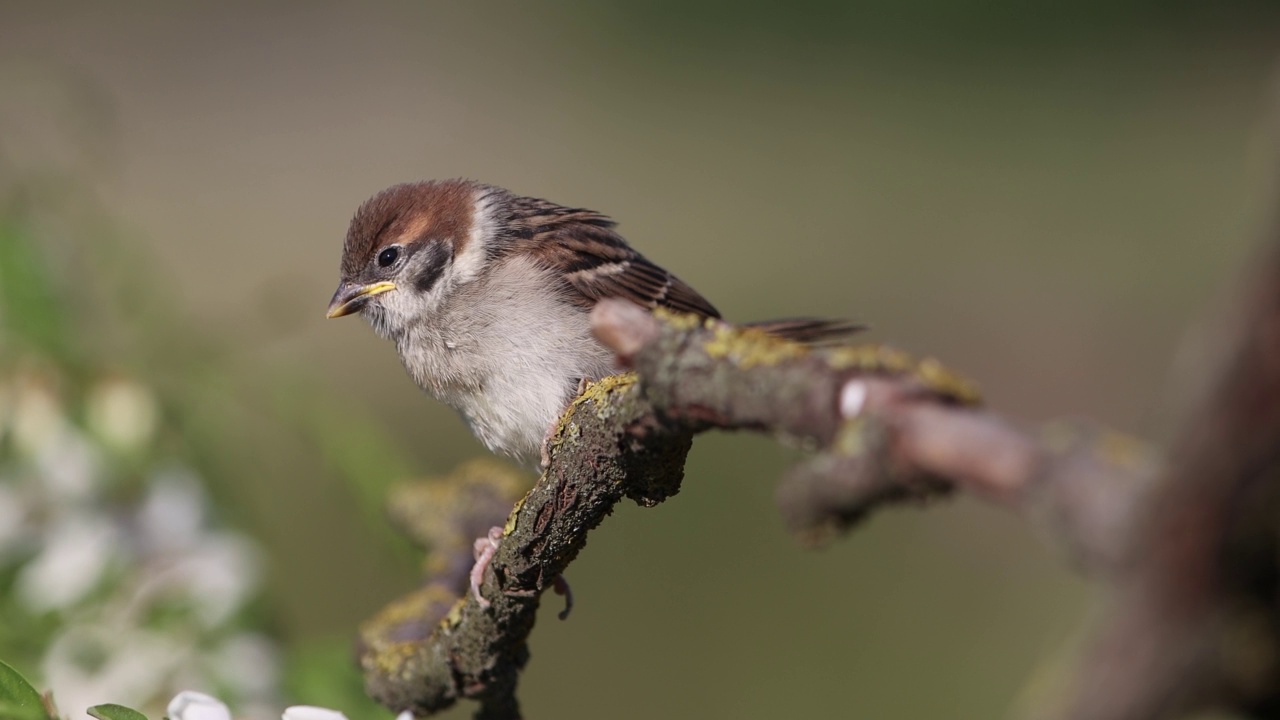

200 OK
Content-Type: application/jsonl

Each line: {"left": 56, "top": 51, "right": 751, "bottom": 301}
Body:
{"left": 0, "top": 481, "right": 28, "bottom": 550}
{"left": 44, "top": 627, "right": 187, "bottom": 719}
{"left": 15, "top": 513, "right": 117, "bottom": 611}
{"left": 137, "top": 468, "right": 207, "bottom": 553}
{"left": 0, "top": 363, "right": 282, "bottom": 717}
{"left": 167, "top": 690, "right": 233, "bottom": 720}
{"left": 37, "top": 427, "right": 103, "bottom": 502}
{"left": 167, "top": 532, "right": 261, "bottom": 627}
{"left": 210, "top": 633, "right": 280, "bottom": 699}
{"left": 282, "top": 706, "right": 351, "bottom": 720}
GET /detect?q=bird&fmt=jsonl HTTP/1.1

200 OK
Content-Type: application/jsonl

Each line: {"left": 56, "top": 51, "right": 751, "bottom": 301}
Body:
{"left": 327, "top": 178, "right": 858, "bottom": 468}
{"left": 326, "top": 179, "right": 859, "bottom": 608}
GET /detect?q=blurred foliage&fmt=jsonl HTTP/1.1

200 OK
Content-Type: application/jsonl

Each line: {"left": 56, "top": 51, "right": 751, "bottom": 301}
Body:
{"left": 0, "top": 146, "right": 409, "bottom": 716}
{"left": 283, "top": 639, "right": 387, "bottom": 720}
{"left": 0, "top": 216, "right": 76, "bottom": 367}
{"left": 577, "top": 0, "right": 1280, "bottom": 50}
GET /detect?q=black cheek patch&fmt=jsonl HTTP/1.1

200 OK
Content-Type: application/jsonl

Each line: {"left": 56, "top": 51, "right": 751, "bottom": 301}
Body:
{"left": 413, "top": 241, "right": 452, "bottom": 293}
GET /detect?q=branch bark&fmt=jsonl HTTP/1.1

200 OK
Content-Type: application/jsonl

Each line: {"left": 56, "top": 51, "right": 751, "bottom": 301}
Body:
{"left": 358, "top": 293, "right": 1185, "bottom": 718}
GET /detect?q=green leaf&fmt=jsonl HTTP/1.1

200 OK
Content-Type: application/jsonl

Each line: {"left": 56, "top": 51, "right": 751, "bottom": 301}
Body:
{"left": 0, "top": 218, "right": 78, "bottom": 366}
{"left": 0, "top": 659, "right": 49, "bottom": 720}
{"left": 88, "top": 704, "right": 151, "bottom": 720}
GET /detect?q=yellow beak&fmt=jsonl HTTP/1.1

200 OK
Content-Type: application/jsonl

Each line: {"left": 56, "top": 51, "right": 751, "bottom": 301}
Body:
{"left": 326, "top": 282, "right": 398, "bottom": 318}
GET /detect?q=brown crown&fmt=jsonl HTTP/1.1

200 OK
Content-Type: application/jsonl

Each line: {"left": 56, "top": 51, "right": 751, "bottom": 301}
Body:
{"left": 340, "top": 179, "right": 478, "bottom": 277}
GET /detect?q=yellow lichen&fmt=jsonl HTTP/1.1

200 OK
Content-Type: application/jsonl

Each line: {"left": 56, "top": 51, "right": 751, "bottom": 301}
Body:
{"left": 823, "top": 345, "right": 914, "bottom": 373}
{"left": 823, "top": 345, "right": 981, "bottom": 406}
{"left": 653, "top": 307, "right": 710, "bottom": 332}
{"left": 702, "top": 324, "right": 808, "bottom": 369}
{"left": 443, "top": 597, "right": 466, "bottom": 630}
{"left": 1096, "top": 431, "right": 1150, "bottom": 470}
{"left": 541, "top": 373, "right": 640, "bottom": 468}
{"left": 572, "top": 372, "right": 639, "bottom": 423}
{"left": 359, "top": 585, "right": 460, "bottom": 652}
{"left": 364, "top": 640, "right": 419, "bottom": 675}
{"left": 914, "top": 358, "right": 982, "bottom": 406}
{"left": 573, "top": 372, "right": 638, "bottom": 408}
{"left": 833, "top": 418, "right": 869, "bottom": 456}
{"left": 504, "top": 491, "right": 528, "bottom": 535}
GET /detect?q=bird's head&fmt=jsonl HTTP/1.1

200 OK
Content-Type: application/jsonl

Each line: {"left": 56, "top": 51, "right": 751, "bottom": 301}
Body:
{"left": 326, "top": 179, "right": 502, "bottom": 338}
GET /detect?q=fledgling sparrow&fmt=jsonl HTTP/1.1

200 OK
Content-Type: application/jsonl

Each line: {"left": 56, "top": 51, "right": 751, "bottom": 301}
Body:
{"left": 327, "top": 179, "right": 858, "bottom": 609}
{"left": 327, "top": 179, "right": 857, "bottom": 469}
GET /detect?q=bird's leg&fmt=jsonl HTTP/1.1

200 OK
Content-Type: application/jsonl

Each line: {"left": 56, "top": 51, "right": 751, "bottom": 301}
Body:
{"left": 470, "top": 527, "right": 572, "bottom": 619}
{"left": 539, "top": 425, "right": 555, "bottom": 471}
{"left": 470, "top": 526, "right": 504, "bottom": 609}
{"left": 540, "top": 377, "right": 594, "bottom": 470}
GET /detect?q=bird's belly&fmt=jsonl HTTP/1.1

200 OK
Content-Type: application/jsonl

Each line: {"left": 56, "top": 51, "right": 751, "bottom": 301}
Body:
{"left": 393, "top": 274, "right": 618, "bottom": 466}
{"left": 443, "top": 370, "right": 576, "bottom": 466}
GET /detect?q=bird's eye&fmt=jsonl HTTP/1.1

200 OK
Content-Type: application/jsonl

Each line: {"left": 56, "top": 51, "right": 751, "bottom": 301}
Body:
{"left": 377, "top": 247, "right": 400, "bottom": 268}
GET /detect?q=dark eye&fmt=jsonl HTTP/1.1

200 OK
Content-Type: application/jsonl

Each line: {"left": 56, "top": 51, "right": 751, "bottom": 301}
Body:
{"left": 377, "top": 247, "right": 400, "bottom": 268}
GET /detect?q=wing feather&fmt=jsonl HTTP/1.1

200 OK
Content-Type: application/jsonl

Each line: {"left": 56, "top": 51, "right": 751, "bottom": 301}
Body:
{"left": 500, "top": 193, "right": 863, "bottom": 343}
{"left": 505, "top": 195, "right": 721, "bottom": 318}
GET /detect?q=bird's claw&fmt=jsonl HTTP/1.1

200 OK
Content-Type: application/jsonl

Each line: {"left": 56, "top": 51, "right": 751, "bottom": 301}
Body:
{"left": 470, "top": 526, "right": 504, "bottom": 609}
{"left": 540, "top": 378, "right": 594, "bottom": 470}
{"left": 469, "top": 528, "right": 572, "bottom": 620}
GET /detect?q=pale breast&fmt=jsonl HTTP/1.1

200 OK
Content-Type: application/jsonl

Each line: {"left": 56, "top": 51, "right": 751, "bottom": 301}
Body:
{"left": 393, "top": 256, "right": 618, "bottom": 466}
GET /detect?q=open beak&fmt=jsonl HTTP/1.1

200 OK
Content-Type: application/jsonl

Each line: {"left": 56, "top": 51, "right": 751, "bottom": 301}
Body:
{"left": 326, "top": 281, "right": 397, "bottom": 318}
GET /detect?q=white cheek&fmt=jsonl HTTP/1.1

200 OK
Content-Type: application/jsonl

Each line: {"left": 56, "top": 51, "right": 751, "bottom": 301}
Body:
{"left": 362, "top": 291, "right": 413, "bottom": 339}
{"left": 453, "top": 188, "right": 496, "bottom": 285}
{"left": 379, "top": 290, "right": 421, "bottom": 323}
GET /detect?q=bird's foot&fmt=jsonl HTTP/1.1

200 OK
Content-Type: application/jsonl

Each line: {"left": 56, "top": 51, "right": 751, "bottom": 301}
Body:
{"left": 539, "top": 429, "right": 554, "bottom": 471}
{"left": 540, "top": 378, "right": 594, "bottom": 470}
{"left": 470, "top": 527, "right": 572, "bottom": 619}
{"left": 470, "top": 526, "right": 504, "bottom": 609}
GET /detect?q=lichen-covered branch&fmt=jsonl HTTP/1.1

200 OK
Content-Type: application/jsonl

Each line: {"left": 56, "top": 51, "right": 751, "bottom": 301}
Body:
{"left": 598, "top": 300, "right": 1167, "bottom": 566}
{"left": 358, "top": 296, "right": 1168, "bottom": 718}
{"left": 358, "top": 374, "right": 693, "bottom": 718}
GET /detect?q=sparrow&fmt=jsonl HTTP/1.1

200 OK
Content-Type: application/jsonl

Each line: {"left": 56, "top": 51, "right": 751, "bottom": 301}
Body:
{"left": 327, "top": 179, "right": 859, "bottom": 608}
{"left": 327, "top": 179, "right": 859, "bottom": 469}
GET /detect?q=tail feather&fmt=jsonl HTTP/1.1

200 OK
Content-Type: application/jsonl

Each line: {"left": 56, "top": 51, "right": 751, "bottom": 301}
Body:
{"left": 744, "top": 318, "right": 866, "bottom": 346}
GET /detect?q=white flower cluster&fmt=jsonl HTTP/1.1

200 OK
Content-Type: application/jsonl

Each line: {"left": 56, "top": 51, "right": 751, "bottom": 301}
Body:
{"left": 167, "top": 692, "right": 413, "bottom": 720}
{"left": 0, "top": 370, "right": 280, "bottom": 720}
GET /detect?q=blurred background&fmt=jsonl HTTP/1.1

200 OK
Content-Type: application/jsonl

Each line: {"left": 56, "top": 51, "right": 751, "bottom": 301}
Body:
{"left": 2, "top": 1, "right": 1279, "bottom": 718}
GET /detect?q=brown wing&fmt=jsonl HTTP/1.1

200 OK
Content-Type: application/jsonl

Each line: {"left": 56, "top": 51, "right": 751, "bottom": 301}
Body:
{"left": 502, "top": 193, "right": 864, "bottom": 344}
{"left": 505, "top": 195, "right": 721, "bottom": 318}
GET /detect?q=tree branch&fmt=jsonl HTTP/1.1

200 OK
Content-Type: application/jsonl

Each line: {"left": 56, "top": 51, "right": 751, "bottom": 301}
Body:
{"left": 357, "top": 291, "right": 1182, "bottom": 718}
